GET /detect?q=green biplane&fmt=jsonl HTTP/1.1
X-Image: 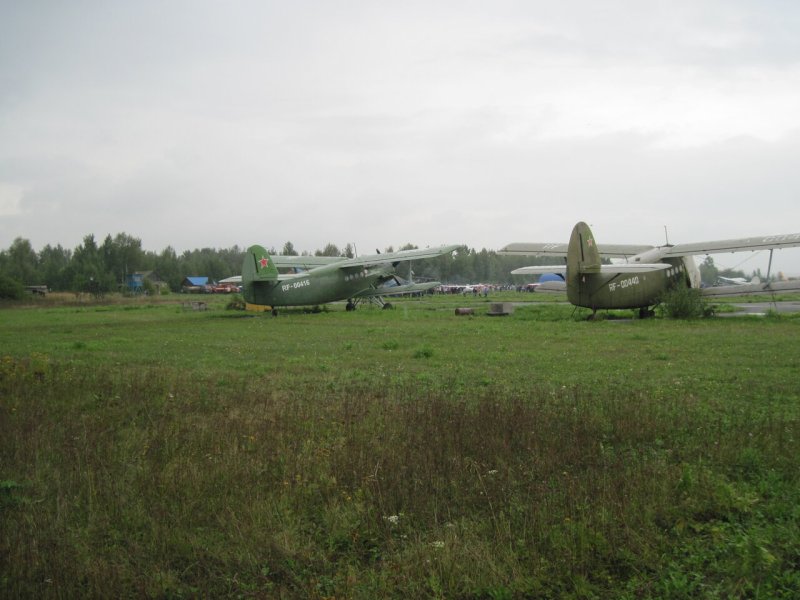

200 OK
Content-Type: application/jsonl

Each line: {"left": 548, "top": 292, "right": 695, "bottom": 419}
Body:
{"left": 501, "top": 221, "right": 800, "bottom": 317}
{"left": 240, "top": 244, "right": 458, "bottom": 315}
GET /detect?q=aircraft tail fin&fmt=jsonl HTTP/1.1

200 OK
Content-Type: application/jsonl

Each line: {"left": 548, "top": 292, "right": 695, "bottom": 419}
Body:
{"left": 567, "top": 222, "right": 602, "bottom": 274}
{"left": 242, "top": 245, "right": 279, "bottom": 283}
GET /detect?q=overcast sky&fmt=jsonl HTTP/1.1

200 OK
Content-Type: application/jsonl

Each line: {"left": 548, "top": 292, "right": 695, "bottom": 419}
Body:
{"left": 2, "top": 0, "right": 799, "bottom": 274}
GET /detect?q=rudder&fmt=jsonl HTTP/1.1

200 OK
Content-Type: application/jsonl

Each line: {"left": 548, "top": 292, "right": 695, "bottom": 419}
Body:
{"left": 566, "top": 221, "right": 601, "bottom": 307}
{"left": 242, "top": 245, "right": 279, "bottom": 283}
{"left": 567, "top": 222, "right": 601, "bottom": 275}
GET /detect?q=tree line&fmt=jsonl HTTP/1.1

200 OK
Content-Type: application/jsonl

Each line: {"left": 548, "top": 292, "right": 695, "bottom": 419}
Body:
{"left": 0, "top": 233, "right": 555, "bottom": 298}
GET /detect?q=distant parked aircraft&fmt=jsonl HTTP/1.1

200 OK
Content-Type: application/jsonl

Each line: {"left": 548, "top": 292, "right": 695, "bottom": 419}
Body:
{"left": 717, "top": 276, "right": 759, "bottom": 285}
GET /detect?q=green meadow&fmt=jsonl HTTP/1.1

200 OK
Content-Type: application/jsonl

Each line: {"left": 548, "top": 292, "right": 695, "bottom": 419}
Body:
{"left": 1, "top": 294, "right": 799, "bottom": 598}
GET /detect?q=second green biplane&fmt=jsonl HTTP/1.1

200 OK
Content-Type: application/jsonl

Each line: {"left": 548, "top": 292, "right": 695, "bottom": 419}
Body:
{"left": 501, "top": 221, "right": 800, "bottom": 317}
{"left": 240, "top": 244, "right": 459, "bottom": 314}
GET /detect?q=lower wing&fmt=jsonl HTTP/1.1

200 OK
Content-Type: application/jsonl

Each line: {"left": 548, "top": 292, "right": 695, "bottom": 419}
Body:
{"left": 354, "top": 281, "right": 441, "bottom": 298}
{"left": 701, "top": 280, "right": 800, "bottom": 297}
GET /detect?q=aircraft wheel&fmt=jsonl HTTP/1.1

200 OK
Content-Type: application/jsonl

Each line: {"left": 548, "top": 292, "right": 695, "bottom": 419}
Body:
{"left": 346, "top": 302, "right": 356, "bottom": 311}
{"left": 271, "top": 308, "right": 278, "bottom": 317}
{"left": 382, "top": 302, "right": 393, "bottom": 310}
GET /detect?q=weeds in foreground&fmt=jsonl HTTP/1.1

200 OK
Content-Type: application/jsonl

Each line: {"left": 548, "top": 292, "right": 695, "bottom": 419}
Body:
{"left": 2, "top": 358, "right": 798, "bottom": 598}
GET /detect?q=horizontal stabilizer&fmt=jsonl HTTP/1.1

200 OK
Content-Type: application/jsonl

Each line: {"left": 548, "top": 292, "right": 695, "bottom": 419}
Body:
{"left": 512, "top": 262, "right": 668, "bottom": 277}
{"left": 599, "top": 263, "right": 670, "bottom": 273}
{"left": 511, "top": 266, "right": 567, "bottom": 276}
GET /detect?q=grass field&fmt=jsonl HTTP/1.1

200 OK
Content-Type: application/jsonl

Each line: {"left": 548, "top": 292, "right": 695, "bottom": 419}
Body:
{"left": 2, "top": 294, "right": 799, "bottom": 598}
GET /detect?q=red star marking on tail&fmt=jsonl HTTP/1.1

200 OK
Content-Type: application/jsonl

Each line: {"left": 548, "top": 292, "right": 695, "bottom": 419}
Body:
{"left": 259, "top": 257, "right": 269, "bottom": 268}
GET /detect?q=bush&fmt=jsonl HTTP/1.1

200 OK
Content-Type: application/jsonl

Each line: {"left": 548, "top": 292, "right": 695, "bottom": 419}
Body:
{"left": 226, "top": 294, "right": 246, "bottom": 310}
{"left": 657, "top": 285, "right": 713, "bottom": 319}
{"left": 0, "top": 273, "right": 25, "bottom": 300}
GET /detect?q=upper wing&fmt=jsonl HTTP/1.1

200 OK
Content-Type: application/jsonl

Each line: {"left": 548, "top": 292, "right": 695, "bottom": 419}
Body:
{"left": 342, "top": 245, "right": 460, "bottom": 268}
{"left": 664, "top": 233, "right": 800, "bottom": 257}
{"left": 500, "top": 242, "right": 653, "bottom": 258}
{"left": 269, "top": 255, "right": 345, "bottom": 268}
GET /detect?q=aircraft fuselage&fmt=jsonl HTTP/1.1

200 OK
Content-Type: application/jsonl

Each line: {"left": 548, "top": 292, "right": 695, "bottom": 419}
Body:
{"left": 244, "top": 263, "right": 393, "bottom": 307}
{"left": 568, "top": 255, "right": 698, "bottom": 310}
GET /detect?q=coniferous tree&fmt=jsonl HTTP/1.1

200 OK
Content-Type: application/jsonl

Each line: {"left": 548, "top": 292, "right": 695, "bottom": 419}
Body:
{"left": 3, "top": 237, "right": 38, "bottom": 285}
{"left": 39, "top": 244, "right": 72, "bottom": 290}
{"left": 316, "top": 243, "right": 340, "bottom": 257}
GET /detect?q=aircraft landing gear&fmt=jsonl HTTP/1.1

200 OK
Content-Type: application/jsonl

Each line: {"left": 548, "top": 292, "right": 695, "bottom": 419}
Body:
{"left": 346, "top": 301, "right": 356, "bottom": 311}
{"left": 271, "top": 308, "right": 278, "bottom": 317}
{"left": 638, "top": 307, "right": 655, "bottom": 319}
{"left": 382, "top": 302, "right": 393, "bottom": 310}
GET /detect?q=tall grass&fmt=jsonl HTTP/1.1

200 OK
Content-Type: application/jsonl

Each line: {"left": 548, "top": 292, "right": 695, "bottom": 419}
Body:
{"left": 2, "top": 363, "right": 798, "bottom": 597}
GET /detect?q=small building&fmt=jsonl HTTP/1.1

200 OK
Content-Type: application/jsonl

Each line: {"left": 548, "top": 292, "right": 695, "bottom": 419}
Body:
{"left": 126, "top": 271, "right": 168, "bottom": 294}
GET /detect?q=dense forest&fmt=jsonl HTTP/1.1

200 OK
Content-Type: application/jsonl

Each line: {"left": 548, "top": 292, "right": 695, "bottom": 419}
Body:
{"left": 0, "top": 233, "right": 557, "bottom": 298}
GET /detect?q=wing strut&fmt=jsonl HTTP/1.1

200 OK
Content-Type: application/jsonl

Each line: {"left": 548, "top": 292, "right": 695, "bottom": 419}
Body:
{"left": 767, "top": 249, "right": 774, "bottom": 281}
